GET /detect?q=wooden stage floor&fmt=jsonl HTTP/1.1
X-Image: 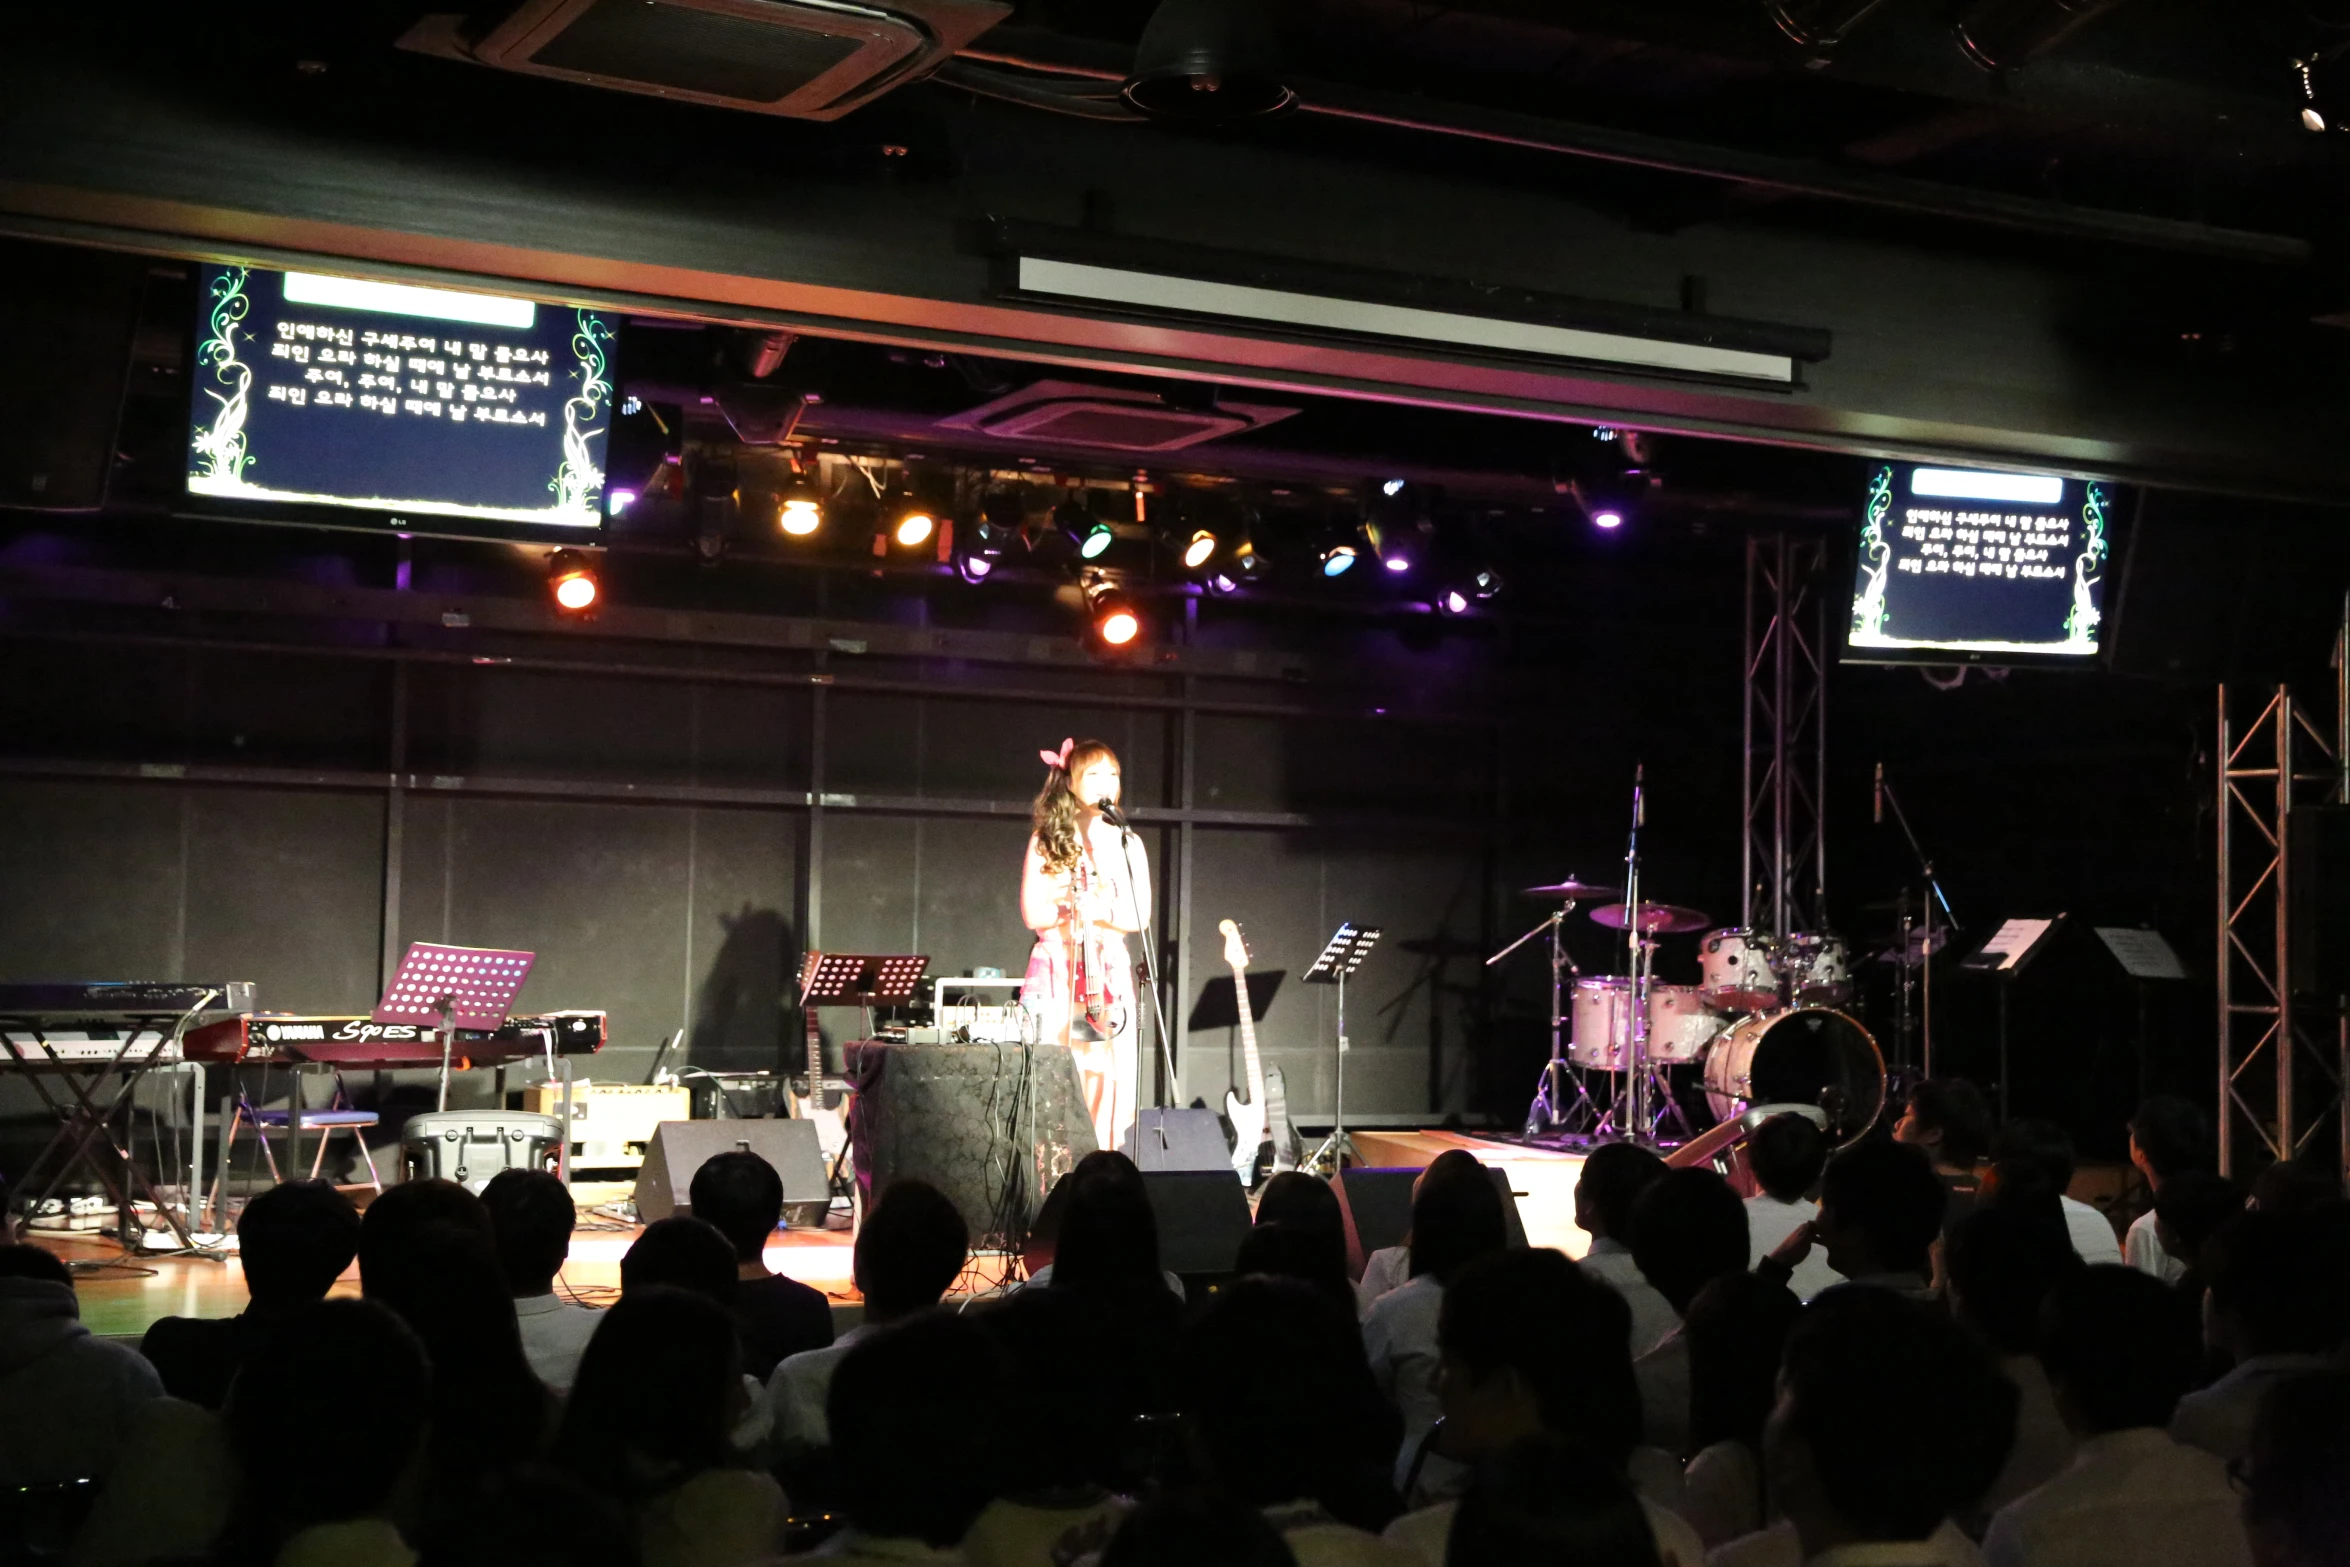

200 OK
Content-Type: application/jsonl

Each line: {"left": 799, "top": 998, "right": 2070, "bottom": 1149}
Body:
{"left": 42, "top": 1130, "right": 1587, "bottom": 1340}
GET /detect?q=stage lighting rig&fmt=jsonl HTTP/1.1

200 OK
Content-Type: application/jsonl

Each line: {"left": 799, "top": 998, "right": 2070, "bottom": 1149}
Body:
{"left": 1121, "top": 0, "right": 1296, "bottom": 120}
{"left": 1469, "top": 568, "right": 1504, "bottom": 601}
{"left": 548, "top": 549, "right": 600, "bottom": 615}
{"left": 1057, "top": 500, "right": 1115, "bottom": 561}
{"left": 1182, "top": 526, "right": 1222, "bottom": 569}
{"left": 777, "top": 478, "right": 822, "bottom": 537}
{"left": 891, "top": 504, "right": 937, "bottom": 549}
{"left": 2296, "top": 49, "right": 2350, "bottom": 132}
{"left": 1952, "top": 0, "right": 2127, "bottom": 72}
{"left": 1763, "top": 0, "right": 1889, "bottom": 49}
{"left": 1084, "top": 576, "right": 1143, "bottom": 647}
{"left": 1363, "top": 519, "right": 1418, "bottom": 574}
{"left": 1434, "top": 584, "right": 1472, "bottom": 616}
{"left": 1320, "top": 538, "right": 1359, "bottom": 577}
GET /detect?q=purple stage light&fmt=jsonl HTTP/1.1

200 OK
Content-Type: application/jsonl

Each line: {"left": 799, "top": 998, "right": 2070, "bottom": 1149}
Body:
{"left": 1592, "top": 509, "right": 1625, "bottom": 530}
{"left": 1383, "top": 554, "right": 1411, "bottom": 573}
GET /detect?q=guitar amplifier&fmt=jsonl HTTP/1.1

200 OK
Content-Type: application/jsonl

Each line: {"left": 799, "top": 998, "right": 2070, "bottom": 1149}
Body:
{"left": 524, "top": 1082, "right": 690, "bottom": 1170}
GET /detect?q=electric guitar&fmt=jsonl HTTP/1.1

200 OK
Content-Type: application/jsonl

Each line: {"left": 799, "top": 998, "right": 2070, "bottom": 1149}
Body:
{"left": 789, "top": 953, "right": 850, "bottom": 1180}
{"left": 1219, "top": 919, "right": 1298, "bottom": 1187}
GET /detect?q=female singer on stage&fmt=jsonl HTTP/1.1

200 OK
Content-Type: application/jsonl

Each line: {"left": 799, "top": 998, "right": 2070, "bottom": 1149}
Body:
{"left": 1022, "top": 737, "right": 1149, "bottom": 1155}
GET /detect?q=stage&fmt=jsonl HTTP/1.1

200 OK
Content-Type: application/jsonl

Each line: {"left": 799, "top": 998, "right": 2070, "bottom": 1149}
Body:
{"left": 46, "top": 1132, "right": 1586, "bottom": 1340}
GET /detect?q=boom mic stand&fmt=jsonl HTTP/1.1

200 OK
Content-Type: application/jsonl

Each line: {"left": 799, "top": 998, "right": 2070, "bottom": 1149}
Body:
{"left": 1105, "top": 808, "right": 1182, "bottom": 1108}
{"left": 1875, "top": 764, "right": 1957, "bottom": 1078}
{"left": 1490, "top": 897, "right": 1594, "bottom": 1135}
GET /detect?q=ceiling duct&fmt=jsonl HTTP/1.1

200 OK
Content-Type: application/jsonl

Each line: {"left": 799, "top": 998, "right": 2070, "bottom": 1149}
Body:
{"left": 398, "top": 0, "right": 1010, "bottom": 120}
{"left": 935, "top": 379, "right": 1296, "bottom": 452}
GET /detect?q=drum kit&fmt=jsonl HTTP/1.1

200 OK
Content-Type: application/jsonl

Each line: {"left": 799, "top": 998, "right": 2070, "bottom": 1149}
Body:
{"left": 1491, "top": 771, "right": 1886, "bottom": 1150}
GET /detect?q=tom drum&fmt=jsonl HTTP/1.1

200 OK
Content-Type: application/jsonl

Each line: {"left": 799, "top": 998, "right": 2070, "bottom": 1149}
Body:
{"left": 1781, "top": 933, "right": 1853, "bottom": 1007}
{"left": 1701, "top": 1007, "right": 1886, "bottom": 1144}
{"left": 1699, "top": 928, "right": 1782, "bottom": 1012}
{"left": 1570, "top": 978, "right": 1723, "bottom": 1071}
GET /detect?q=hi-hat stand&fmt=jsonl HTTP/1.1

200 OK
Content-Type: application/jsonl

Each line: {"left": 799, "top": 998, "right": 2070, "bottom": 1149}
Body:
{"left": 1299, "top": 922, "right": 1382, "bottom": 1175}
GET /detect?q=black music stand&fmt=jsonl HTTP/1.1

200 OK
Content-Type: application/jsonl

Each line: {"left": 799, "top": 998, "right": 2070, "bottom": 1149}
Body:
{"left": 373, "top": 943, "right": 536, "bottom": 1113}
{"left": 800, "top": 953, "right": 930, "bottom": 1036}
{"left": 1960, "top": 916, "right": 2065, "bottom": 1122}
{"left": 2093, "top": 927, "right": 2188, "bottom": 1101}
{"left": 1300, "top": 923, "right": 1382, "bottom": 1176}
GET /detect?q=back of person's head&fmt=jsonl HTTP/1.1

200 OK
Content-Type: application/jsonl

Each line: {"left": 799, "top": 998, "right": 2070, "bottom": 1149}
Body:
{"left": 0, "top": 1243, "right": 72, "bottom": 1287}
{"left": 1438, "top": 1247, "right": 1639, "bottom": 1470}
{"left": 828, "top": 1313, "right": 1010, "bottom": 1547}
{"left": 2205, "top": 1208, "right": 2346, "bottom": 1357}
{"left": 1773, "top": 1288, "right": 2017, "bottom": 1542}
{"left": 1181, "top": 1275, "right": 1392, "bottom": 1513}
{"left": 685, "top": 1149, "right": 784, "bottom": 1263}
{"left": 553, "top": 1286, "right": 741, "bottom": 1494}
{"left": 359, "top": 1215, "right": 544, "bottom": 1433}
{"left": 1447, "top": 1436, "right": 1660, "bottom": 1567}
{"left": 480, "top": 1169, "right": 576, "bottom": 1298}
{"left": 2241, "top": 1370, "right": 2350, "bottom": 1567}
{"left": 417, "top": 1464, "right": 642, "bottom": 1567}
{"left": 1409, "top": 1161, "right": 1508, "bottom": 1283}
{"left": 356, "top": 1177, "right": 493, "bottom": 1291}
{"left": 1052, "top": 1170, "right": 1163, "bottom": 1291}
{"left": 2249, "top": 1155, "right": 2340, "bottom": 1214}
{"left": 1576, "top": 1142, "right": 1670, "bottom": 1240}
{"left": 1068, "top": 1147, "right": 1145, "bottom": 1191}
{"left": 2038, "top": 1265, "right": 2200, "bottom": 1435}
{"left": 1099, "top": 1488, "right": 1298, "bottom": 1567}
{"left": 2152, "top": 1170, "right": 2243, "bottom": 1272}
{"left": 1254, "top": 1170, "right": 1342, "bottom": 1236}
{"left": 619, "top": 1215, "right": 739, "bottom": 1306}
{"left": 1945, "top": 1204, "right": 2082, "bottom": 1355}
{"left": 1817, "top": 1139, "right": 1947, "bottom": 1276}
{"left": 1902, "top": 1079, "right": 1994, "bottom": 1169}
{"left": 1685, "top": 1270, "right": 1802, "bottom": 1455}
{"left": 1235, "top": 1220, "right": 1352, "bottom": 1316}
{"left": 228, "top": 1299, "right": 429, "bottom": 1539}
{"left": 1629, "top": 1167, "right": 1750, "bottom": 1315}
{"left": 1990, "top": 1118, "right": 2079, "bottom": 1206}
{"left": 855, "top": 1178, "right": 968, "bottom": 1318}
{"left": 1747, "top": 1113, "right": 1829, "bottom": 1204}
{"left": 2128, "top": 1096, "right": 2211, "bottom": 1183}
{"left": 971, "top": 1289, "right": 1116, "bottom": 1495}
{"left": 236, "top": 1180, "right": 361, "bottom": 1308}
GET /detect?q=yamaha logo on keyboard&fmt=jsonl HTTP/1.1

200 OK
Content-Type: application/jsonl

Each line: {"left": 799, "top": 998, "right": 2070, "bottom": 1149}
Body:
{"left": 262, "top": 1023, "right": 326, "bottom": 1043}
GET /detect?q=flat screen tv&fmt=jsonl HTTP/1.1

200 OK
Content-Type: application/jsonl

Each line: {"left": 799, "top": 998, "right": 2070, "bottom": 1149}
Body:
{"left": 1845, "top": 462, "right": 2117, "bottom": 665}
{"left": 185, "top": 265, "right": 616, "bottom": 533}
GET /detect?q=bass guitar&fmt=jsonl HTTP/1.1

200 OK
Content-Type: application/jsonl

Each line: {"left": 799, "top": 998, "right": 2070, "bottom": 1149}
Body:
{"left": 1218, "top": 918, "right": 1298, "bottom": 1187}
{"left": 789, "top": 952, "right": 850, "bottom": 1186}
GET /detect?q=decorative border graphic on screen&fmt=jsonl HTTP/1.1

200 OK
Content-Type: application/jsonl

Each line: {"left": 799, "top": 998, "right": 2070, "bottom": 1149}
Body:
{"left": 187, "top": 266, "right": 614, "bottom": 528}
{"left": 1848, "top": 464, "right": 2109, "bottom": 660}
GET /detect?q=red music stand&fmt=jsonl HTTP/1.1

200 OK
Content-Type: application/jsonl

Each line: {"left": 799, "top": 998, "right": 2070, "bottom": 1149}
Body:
{"left": 373, "top": 943, "right": 537, "bottom": 1110}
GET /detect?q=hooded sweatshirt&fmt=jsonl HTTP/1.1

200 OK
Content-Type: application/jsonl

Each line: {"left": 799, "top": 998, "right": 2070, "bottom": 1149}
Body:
{"left": 0, "top": 1276, "right": 162, "bottom": 1485}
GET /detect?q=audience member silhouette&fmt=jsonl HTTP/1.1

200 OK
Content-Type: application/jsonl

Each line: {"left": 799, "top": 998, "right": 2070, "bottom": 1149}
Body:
{"left": 1944, "top": 1205, "right": 2084, "bottom": 1533}
{"left": 687, "top": 1151, "right": 833, "bottom": 1379}
{"left": 1573, "top": 1142, "right": 1676, "bottom": 1354}
{"left": 1363, "top": 1158, "right": 1507, "bottom": 1498}
{"left": 1678, "top": 1270, "right": 1801, "bottom": 1547}
{"left": 1740, "top": 1112, "right": 1842, "bottom": 1300}
{"left": 2238, "top": 1370, "right": 2350, "bottom": 1567}
{"left": 1098, "top": 1488, "right": 1298, "bottom": 1567}
{"left": 824, "top": 1313, "right": 1011, "bottom": 1564}
{"left": 1627, "top": 1167, "right": 1755, "bottom": 1456}
{"left": 2174, "top": 1208, "right": 2349, "bottom": 1462}
{"left": 481, "top": 1168, "right": 600, "bottom": 1392}
{"left": 1770, "top": 1138, "right": 1945, "bottom": 1301}
{"left": 965, "top": 1288, "right": 1127, "bottom": 1567}
{"left": 1989, "top": 1118, "right": 2123, "bottom": 1264}
{"left": 1355, "top": 1149, "right": 1482, "bottom": 1310}
{"left": 2124, "top": 1096, "right": 2212, "bottom": 1281}
{"left": 1446, "top": 1437, "right": 1660, "bottom": 1567}
{"left": 140, "top": 1179, "right": 359, "bottom": 1410}
{"left": 621, "top": 1215, "right": 744, "bottom": 1306}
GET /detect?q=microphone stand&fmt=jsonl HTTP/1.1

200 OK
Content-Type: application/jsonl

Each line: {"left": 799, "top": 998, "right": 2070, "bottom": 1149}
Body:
{"left": 1102, "top": 805, "right": 1181, "bottom": 1109}
{"left": 1875, "top": 767, "right": 1956, "bottom": 1078}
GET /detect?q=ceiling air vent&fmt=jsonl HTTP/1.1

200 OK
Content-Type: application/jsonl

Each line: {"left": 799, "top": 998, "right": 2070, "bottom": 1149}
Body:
{"left": 399, "top": 0, "right": 1009, "bottom": 121}
{"left": 936, "top": 380, "right": 1297, "bottom": 453}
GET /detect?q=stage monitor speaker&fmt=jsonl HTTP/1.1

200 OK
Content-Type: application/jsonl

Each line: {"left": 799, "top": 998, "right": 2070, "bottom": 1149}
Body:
{"left": 1341, "top": 1164, "right": 1530, "bottom": 1257}
{"left": 1122, "top": 1107, "right": 1232, "bottom": 1172}
{"left": 633, "top": 1119, "right": 829, "bottom": 1228}
{"left": 1141, "top": 1169, "right": 1252, "bottom": 1281}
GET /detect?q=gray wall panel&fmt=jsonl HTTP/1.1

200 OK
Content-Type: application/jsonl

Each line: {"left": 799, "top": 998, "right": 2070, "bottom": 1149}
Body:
{"left": 685, "top": 807, "right": 800, "bottom": 1073}
{"left": 0, "top": 780, "right": 185, "bottom": 978}
{"left": 181, "top": 788, "right": 383, "bottom": 1015}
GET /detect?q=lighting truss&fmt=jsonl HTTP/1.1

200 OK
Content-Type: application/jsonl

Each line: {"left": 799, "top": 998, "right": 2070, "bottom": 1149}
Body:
{"left": 2216, "top": 675, "right": 2350, "bottom": 1180}
{"left": 1742, "top": 534, "right": 1828, "bottom": 941}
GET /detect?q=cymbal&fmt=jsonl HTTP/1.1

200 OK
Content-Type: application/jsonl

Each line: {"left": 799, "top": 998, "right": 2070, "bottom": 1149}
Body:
{"left": 1590, "top": 902, "right": 1711, "bottom": 935}
{"left": 1521, "top": 878, "right": 1623, "bottom": 901}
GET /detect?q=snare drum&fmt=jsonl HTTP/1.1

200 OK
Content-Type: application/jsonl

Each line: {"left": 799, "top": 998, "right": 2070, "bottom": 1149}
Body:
{"left": 1782, "top": 933, "right": 1853, "bottom": 1006}
{"left": 1570, "top": 978, "right": 1723, "bottom": 1071}
{"left": 1701, "top": 1007, "right": 1886, "bottom": 1144}
{"left": 1700, "top": 928, "right": 1782, "bottom": 1012}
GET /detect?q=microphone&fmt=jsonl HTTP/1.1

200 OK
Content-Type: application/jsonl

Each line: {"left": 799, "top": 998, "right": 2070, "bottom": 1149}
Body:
{"left": 1873, "top": 763, "right": 1884, "bottom": 826}
{"left": 1096, "top": 798, "right": 1129, "bottom": 828}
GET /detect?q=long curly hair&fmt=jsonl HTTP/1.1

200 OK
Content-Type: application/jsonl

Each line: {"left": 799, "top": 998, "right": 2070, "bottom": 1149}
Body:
{"left": 1033, "top": 738, "right": 1119, "bottom": 872}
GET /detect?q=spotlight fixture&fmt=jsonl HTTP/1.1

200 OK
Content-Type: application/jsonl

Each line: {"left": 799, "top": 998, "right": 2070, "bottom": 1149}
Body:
{"left": 1056, "top": 500, "right": 1114, "bottom": 561}
{"left": 974, "top": 492, "right": 1023, "bottom": 558}
{"left": 777, "top": 480, "right": 822, "bottom": 537}
{"left": 1469, "top": 568, "right": 1504, "bottom": 601}
{"left": 548, "top": 549, "right": 600, "bottom": 614}
{"left": 1205, "top": 569, "right": 1241, "bottom": 596}
{"left": 1952, "top": 0, "right": 2126, "bottom": 73}
{"left": 892, "top": 506, "right": 937, "bottom": 549}
{"left": 1763, "top": 0, "right": 1889, "bottom": 49}
{"left": 1434, "top": 585, "right": 1472, "bottom": 616}
{"left": 1085, "top": 577, "right": 1142, "bottom": 647}
{"left": 1320, "top": 541, "right": 1359, "bottom": 578}
{"left": 1121, "top": 0, "right": 1296, "bottom": 120}
{"left": 954, "top": 546, "right": 995, "bottom": 584}
{"left": 1363, "top": 520, "right": 1413, "bottom": 574}
{"left": 607, "top": 488, "right": 637, "bottom": 515}
{"left": 1182, "top": 527, "right": 1221, "bottom": 570}
{"left": 1381, "top": 478, "right": 1407, "bottom": 497}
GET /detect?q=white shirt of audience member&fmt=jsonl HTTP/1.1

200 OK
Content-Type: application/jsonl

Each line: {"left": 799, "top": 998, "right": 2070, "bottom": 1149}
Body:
{"left": 1980, "top": 1426, "right": 2252, "bottom": 1567}
{"left": 1743, "top": 1194, "right": 1845, "bottom": 1302}
{"left": 2121, "top": 1209, "right": 2187, "bottom": 1284}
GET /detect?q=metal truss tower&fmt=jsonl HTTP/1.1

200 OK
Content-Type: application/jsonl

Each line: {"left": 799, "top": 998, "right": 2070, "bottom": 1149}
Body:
{"left": 1743, "top": 534, "right": 1829, "bottom": 941}
{"left": 2216, "top": 662, "right": 2350, "bottom": 1181}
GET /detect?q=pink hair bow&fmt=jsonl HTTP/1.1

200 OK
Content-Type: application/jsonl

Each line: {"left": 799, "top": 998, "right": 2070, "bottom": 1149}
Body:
{"left": 1038, "top": 737, "right": 1074, "bottom": 772}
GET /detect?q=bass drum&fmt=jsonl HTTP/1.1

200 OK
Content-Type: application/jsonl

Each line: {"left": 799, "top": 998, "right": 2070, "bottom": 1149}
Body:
{"left": 1702, "top": 1007, "right": 1886, "bottom": 1144}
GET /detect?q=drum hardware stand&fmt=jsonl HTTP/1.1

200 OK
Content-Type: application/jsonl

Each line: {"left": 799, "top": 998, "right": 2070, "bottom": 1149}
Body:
{"left": 1874, "top": 764, "right": 1955, "bottom": 1078}
{"left": 1490, "top": 900, "right": 1600, "bottom": 1136}
{"left": 1300, "top": 922, "right": 1382, "bottom": 1175}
